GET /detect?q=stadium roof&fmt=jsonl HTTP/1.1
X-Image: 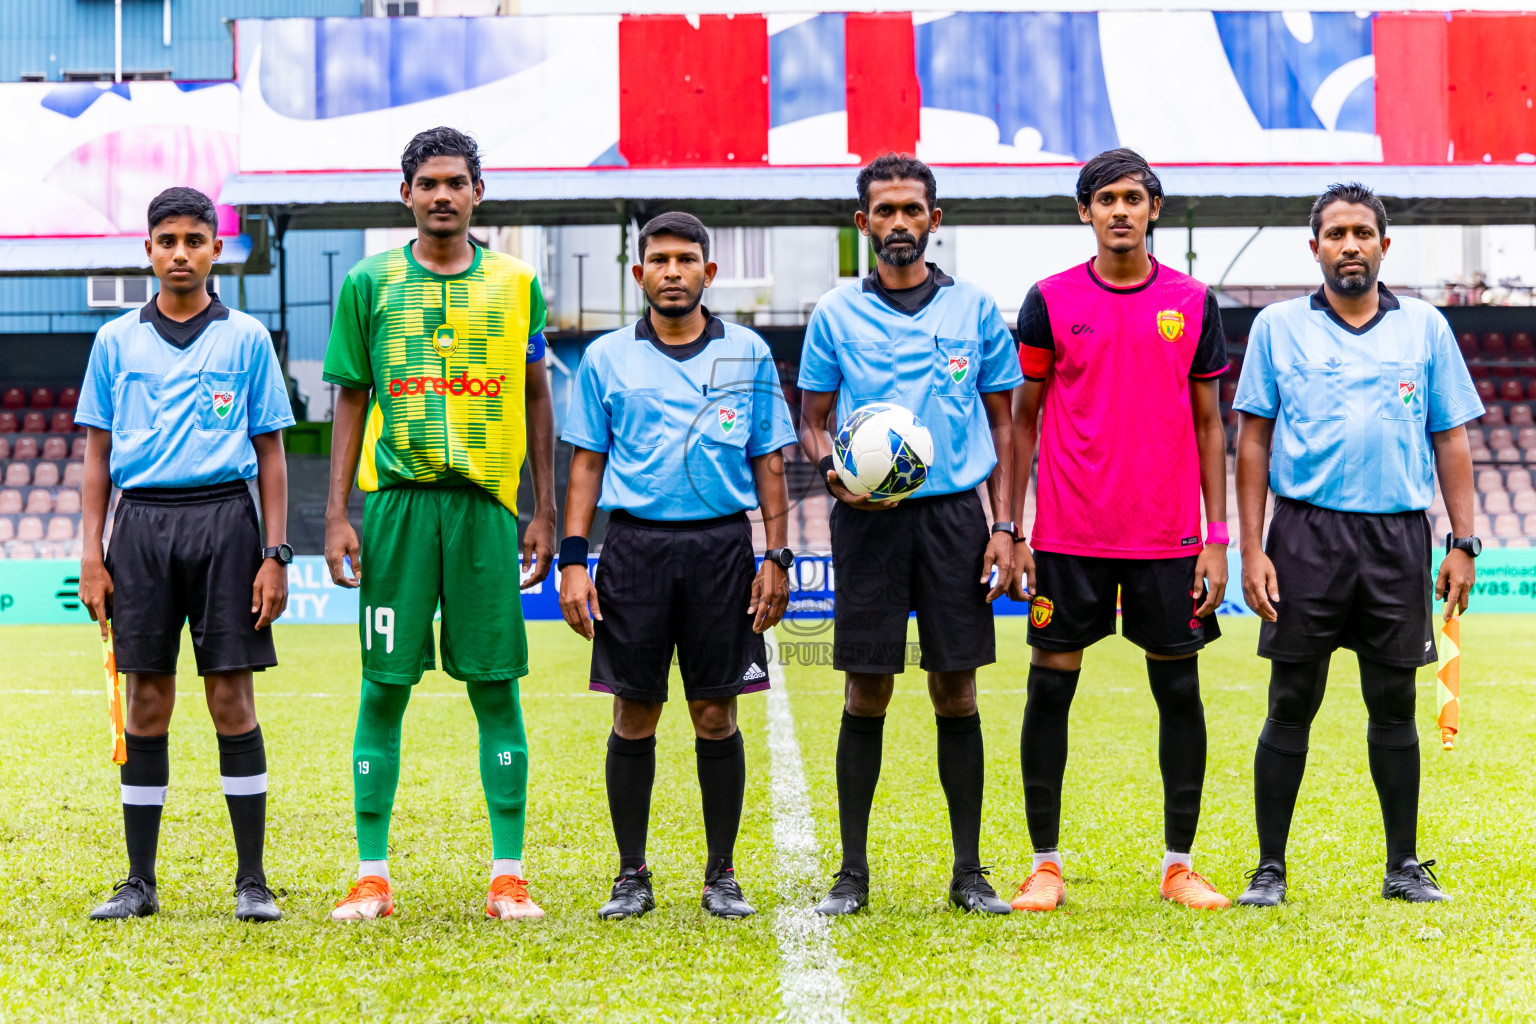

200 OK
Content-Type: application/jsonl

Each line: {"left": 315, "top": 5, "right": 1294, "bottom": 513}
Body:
{"left": 220, "top": 164, "right": 1536, "bottom": 230}
{"left": 0, "top": 235, "right": 257, "bottom": 276}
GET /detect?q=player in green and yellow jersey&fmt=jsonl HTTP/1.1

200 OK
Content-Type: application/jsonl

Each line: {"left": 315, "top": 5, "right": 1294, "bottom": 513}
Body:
{"left": 322, "top": 127, "right": 556, "bottom": 922}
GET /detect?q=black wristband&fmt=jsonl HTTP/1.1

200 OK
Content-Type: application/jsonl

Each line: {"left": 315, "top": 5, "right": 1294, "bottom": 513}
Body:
{"left": 558, "top": 535, "right": 589, "bottom": 568}
{"left": 818, "top": 454, "right": 835, "bottom": 478}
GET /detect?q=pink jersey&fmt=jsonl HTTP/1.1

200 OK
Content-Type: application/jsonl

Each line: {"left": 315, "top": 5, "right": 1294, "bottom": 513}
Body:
{"left": 1018, "top": 258, "right": 1227, "bottom": 559}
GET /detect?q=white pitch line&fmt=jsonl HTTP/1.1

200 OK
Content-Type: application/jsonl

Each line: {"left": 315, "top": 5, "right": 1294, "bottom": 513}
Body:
{"left": 763, "top": 628, "right": 849, "bottom": 1024}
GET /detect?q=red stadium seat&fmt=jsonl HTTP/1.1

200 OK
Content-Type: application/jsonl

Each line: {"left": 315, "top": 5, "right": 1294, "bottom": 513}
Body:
{"left": 1484, "top": 333, "right": 1508, "bottom": 356}
{"left": 0, "top": 412, "right": 15, "bottom": 433}
{"left": 1457, "top": 332, "right": 1479, "bottom": 358}
{"left": 1220, "top": 380, "right": 1238, "bottom": 403}
{"left": 1, "top": 388, "right": 23, "bottom": 409}
{"left": 20, "top": 412, "right": 44, "bottom": 433}
{"left": 1489, "top": 427, "right": 1514, "bottom": 450}
{"left": 1509, "top": 468, "right": 1535, "bottom": 491}
{"left": 48, "top": 412, "right": 74, "bottom": 433}
{"left": 28, "top": 388, "right": 53, "bottom": 409}
{"left": 1476, "top": 379, "right": 1496, "bottom": 402}
{"left": 69, "top": 436, "right": 86, "bottom": 459}
{"left": 1501, "top": 379, "right": 1525, "bottom": 401}
{"left": 1471, "top": 445, "right": 1494, "bottom": 463}
{"left": 61, "top": 462, "right": 84, "bottom": 488}
{"left": 54, "top": 489, "right": 80, "bottom": 514}
{"left": 12, "top": 437, "right": 38, "bottom": 460}
{"left": 58, "top": 386, "right": 78, "bottom": 409}
{"left": 0, "top": 438, "right": 8, "bottom": 460}
{"left": 1511, "top": 404, "right": 1534, "bottom": 426}
{"left": 0, "top": 490, "right": 19, "bottom": 514}
{"left": 1518, "top": 428, "right": 1536, "bottom": 451}
{"left": 16, "top": 516, "right": 42, "bottom": 542}
{"left": 1513, "top": 332, "right": 1534, "bottom": 357}
{"left": 1476, "top": 468, "right": 1504, "bottom": 493}
{"left": 1467, "top": 426, "right": 1487, "bottom": 449}
{"left": 40, "top": 437, "right": 66, "bottom": 460}
{"left": 32, "top": 463, "right": 59, "bottom": 488}
{"left": 1484, "top": 490, "right": 1511, "bottom": 514}
{"left": 1481, "top": 405, "right": 1506, "bottom": 426}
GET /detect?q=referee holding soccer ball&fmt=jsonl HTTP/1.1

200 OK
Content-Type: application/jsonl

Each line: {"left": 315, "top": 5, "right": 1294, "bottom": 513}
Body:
{"left": 797, "top": 155, "right": 1021, "bottom": 916}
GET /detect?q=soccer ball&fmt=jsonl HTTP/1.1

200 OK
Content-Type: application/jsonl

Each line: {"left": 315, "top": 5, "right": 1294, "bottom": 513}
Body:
{"left": 833, "top": 402, "right": 934, "bottom": 501}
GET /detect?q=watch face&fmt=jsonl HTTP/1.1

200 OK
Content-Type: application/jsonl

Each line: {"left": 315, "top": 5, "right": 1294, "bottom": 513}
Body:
{"left": 1469, "top": 537, "right": 1483, "bottom": 557}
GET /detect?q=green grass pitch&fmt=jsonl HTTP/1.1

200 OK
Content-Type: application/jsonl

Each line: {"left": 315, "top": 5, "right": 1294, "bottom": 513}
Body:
{"left": 1, "top": 616, "right": 1534, "bottom": 1023}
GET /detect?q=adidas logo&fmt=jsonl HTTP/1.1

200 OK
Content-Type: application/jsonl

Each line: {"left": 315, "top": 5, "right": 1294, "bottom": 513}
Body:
{"left": 742, "top": 662, "right": 767, "bottom": 682}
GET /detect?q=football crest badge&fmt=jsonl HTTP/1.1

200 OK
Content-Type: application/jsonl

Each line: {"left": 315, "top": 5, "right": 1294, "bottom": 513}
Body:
{"left": 211, "top": 390, "right": 234, "bottom": 419}
{"left": 1156, "top": 310, "right": 1185, "bottom": 342}
{"left": 718, "top": 406, "right": 737, "bottom": 433}
{"left": 948, "top": 356, "right": 970, "bottom": 383}
{"left": 432, "top": 323, "right": 458, "bottom": 355}
{"left": 1030, "top": 595, "right": 1054, "bottom": 628}
{"left": 1399, "top": 380, "right": 1416, "bottom": 406}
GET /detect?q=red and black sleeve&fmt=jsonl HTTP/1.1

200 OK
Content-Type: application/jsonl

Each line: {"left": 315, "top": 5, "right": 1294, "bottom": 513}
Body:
{"left": 1189, "top": 288, "right": 1230, "bottom": 380}
{"left": 1016, "top": 284, "right": 1054, "bottom": 382}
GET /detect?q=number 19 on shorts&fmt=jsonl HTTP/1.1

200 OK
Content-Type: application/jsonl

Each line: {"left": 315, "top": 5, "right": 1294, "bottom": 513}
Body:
{"left": 364, "top": 605, "right": 395, "bottom": 654}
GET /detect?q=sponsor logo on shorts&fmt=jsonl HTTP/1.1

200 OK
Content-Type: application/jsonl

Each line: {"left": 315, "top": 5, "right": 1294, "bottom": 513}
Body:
{"left": 432, "top": 324, "right": 458, "bottom": 355}
{"left": 1156, "top": 309, "right": 1185, "bottom": 342}
{"left": 387, "top": 372, "right": 506, "bottom": 398}
{"left": 719, "top": 406, "right": 738, "bottom": 433}
{"left": 1399, "top": 380, "right": 1416, "bottom": 405}
{"left": 1030, "top": 595, "right": 1054, "bottom": 628}
{"left": 742, "top": 662, "right": 767, "bottom": 682}
{"left": 210, "top": 390, "right": 234, "bottom": 419}
{"left": 948, "top": 356, "right": 971, "bottom": 383}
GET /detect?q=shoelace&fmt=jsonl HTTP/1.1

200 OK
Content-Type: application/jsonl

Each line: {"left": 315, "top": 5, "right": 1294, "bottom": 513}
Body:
{"left": 611, "top": 871, "right": 652, "bottom": 897}
{"left": 108, "top": 878, "right": 148, "bottom": 902}
{"left": 235, "top": 880, "right": 277, "bottom": 902}
{"left": 1405, "top": 859, "right": 1442, "bottom": 888}
{"left": 954, "top": 866, "right": 998, "bottom": 897}
{"left": 705, "top": 874, "right": 745, "bottom": 900}
{"left": 826, "top": 869, "right": 867, "bottom": 898}
{"left": 1244, "top": 865, "right": 1284, "bottom": 887}
{"left": 491, "top": 876, "right": 531, "bottom": 901}
{"left": 338, "top": 877, "right": 390, "bottom": 906}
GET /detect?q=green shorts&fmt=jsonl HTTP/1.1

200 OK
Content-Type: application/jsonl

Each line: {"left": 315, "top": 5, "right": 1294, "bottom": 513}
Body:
{"left": 359, "top": 485, "right": 528, "bottom": 685}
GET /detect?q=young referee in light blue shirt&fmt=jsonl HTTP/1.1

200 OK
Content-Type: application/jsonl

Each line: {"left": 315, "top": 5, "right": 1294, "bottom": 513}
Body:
{"left": 1232, "top": 183, "right": 1483, "bottom": 908}
{"left": 796, "top": 155, "right": 1022, "bottom": 917}
{"left": 558, "top": 212, "right": 798, "bottom": 921}
{"left": 75, "top": 187, "right": 295, "bottom": 923}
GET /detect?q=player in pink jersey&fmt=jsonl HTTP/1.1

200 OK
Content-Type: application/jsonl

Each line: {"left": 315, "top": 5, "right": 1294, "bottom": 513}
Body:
{"left": 1006, "top": 150, "right": 1232, "bottom": 912}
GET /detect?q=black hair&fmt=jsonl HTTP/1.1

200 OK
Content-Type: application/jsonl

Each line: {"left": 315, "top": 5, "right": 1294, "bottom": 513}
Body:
{"left": 147, "top": 186, "right": 218, "bottom": 235}
{"left": 856, "top": 153, "right": 937, "bottom": 213}
{"left": 1310, "top": 182, "right": 1387, "bottom": 238}
{"left": 401, "top": 126, "right": 482, "bottom": 185}
{"left": 636, "top": 211, "right": 710, "bottom": 262}
{"left": 1076, "top": 148, "right": 1164, "bottom": 207}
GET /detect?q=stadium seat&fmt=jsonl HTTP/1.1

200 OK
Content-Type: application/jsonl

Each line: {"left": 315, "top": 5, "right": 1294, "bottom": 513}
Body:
{"left": 1471, "top": 444, "right": 1494, "bottom": 463}
{"left": 1509, "top": 468, "right": 1534, "bottom": 491}
{"left": 1433, "top": 514, "right": 1452, "bottom": 538}
{"left": 1457, "top": 332, "right": 1479, "bottom": 358}
{"left": 1492, "top": 361, "right": 1520, "bottom": 380}
{"left": 1477, "top": 468, "right": 1504, "bottom": 493}
{"left": 0, "top": 519, "right": 11, "bottom": 542}
{"left": 1512, "top": 405, "right": 1534, "bottom": 426}
{"left": 32, "top": 463, "right": 59, "bottom": 488}
{"left": 21, "top": 412, "right": 44, "bottom": 433}
{"left": 7, "top": 541, "right": 35, "bottom": 560}
{"left": 40, "top": 437, "right": 66, "bottom": 460}
{"left": 1526, "top": 513, "right": 1536, "bottom": 535}
{"left": 1, "top": 388, "right": 22, "bottom": 409}
{"left": 70, "top": 437, "right": 86, "bottom": 458}
{"left": 1476, "top": 379, "right": 1496, "bottom": 402}
{"left": 0, "top": 412, "right": 14, "bottom": 433}
{"left": 28, "top": 388, "right": 52, "bottom": 409}
{"left": 1494, "top": 513, "right": 1522, "bottom": 539}
{"left": 1474, "top": 513, "right": 1493, "bottom": 536}
{"left": 48, "top": 412, "right": 74, "bottom": 433}
{"left": 58, "top": 386, "right": 78, "bottom": 409}
{"left": 1485, "top": 491, "right": 1511, "bottom": 514}
{"left": 3, "top": 464, "right": 29, "bottom": 488}
{"left": 1484, "top": 333, "right": 1508, "bottom": 356}
{"left": 1489, "top": 427, "right": 1514, "bottom": 450}
{"left": 1467, "top": 426, "right": 1487, "bottom": 449}
{"left": 0, "top": 490, "right": 19, "bottom": 514}
{"left": 1482, "top": 405, "right": 1507, "bottom": 426}
{"left": 1514, "top": 490, "right": 1536, "bottom": 514}
{"left": 54, "top": 489, "right": 80, "bottom": 514}
{"left": 12, "top": 437, "right": 37, "bottom": 460}
{"left": 1507, "top": 536, "right": 1532, "bottom": 548}
{"left": 61, "top": 462, "right": 83, "bottom": 488}
{"left": 1501, "top": 379, "right": 1525, "bottom": 402}
{"left": 1497, "top": 447, "right": 1523, "bottom": 463}
{"left": 1220, "top": 380, "right": 1238, "bottom": 403}
{"left": 1514, "top": 332, "right": 1534, "bottom": 357}
{"left": 0, "top": 438, "right": 8, "bottom": 460}
{"left": 23, "top": 490, "right": 51, "bottom": 515}
{"left": 45, "top": 516, "right": 73, "bottom": 542}
{"left": 16, "top": 516, "right": 42, "bottom": 542}
{"left": 1518, "top": 428, "right": 1536, "bottom": 452}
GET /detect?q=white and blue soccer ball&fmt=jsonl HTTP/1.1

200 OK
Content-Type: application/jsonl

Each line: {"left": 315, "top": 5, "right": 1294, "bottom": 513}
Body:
{"left": 833, "top": 402, "right": 934, "bottom": 501}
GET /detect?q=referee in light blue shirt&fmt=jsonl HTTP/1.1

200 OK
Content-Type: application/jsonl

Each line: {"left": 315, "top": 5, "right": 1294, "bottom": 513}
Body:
{"left": 1232, "top": 183, "right": 1483, "bottom": 909}
{"left": 74, "top": 187, "right": 295, "bottom": 923}
{"left": 796, "top": 155, "right": 1022, "bottom": 917}
{"left": 558, "top": 212, "right": 798, "bottom": 922}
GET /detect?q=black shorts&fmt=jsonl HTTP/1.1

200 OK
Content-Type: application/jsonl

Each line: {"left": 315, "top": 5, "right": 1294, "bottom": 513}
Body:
{"left": 830, "top": 489, "right": 995, "bottom": 675}
{"left": 589, "top": 510, "right": 769, "bottom": 702}
{"left": 105, "top": 481, "right": 277, "bottom": 676}
{"left": 1258, "top": 497, "right": 1435, "bottom": 668}
{"left": 1027, "top": 550, "right": 1220, "bottom": 657}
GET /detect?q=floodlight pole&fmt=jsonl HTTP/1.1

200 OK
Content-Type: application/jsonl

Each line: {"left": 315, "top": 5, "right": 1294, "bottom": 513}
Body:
{"left": 574, "top": 253, "right": 587, "bottom": 334}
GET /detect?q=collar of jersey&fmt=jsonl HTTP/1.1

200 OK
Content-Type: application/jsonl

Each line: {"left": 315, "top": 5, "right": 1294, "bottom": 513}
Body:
{"left": 1309, "top": 282, "right": 1399, "bottom": 335}
{"left": 403, "top": 239, "right": 483, "bottom": 281}
{"left": 1085, "top": 256, "right": 1159, "bottom": 294}
{"left": 861, "top": 263, "right": 954, "bottom": 316}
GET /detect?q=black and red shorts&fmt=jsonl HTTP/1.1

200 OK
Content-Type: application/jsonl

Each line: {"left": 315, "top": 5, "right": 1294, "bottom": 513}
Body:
{"left": 1025, "top": 549, "right": 1220, "bottom": 657}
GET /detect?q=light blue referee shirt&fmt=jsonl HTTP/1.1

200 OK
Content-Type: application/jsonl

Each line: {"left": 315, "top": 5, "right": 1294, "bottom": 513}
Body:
{"left": 75, "top": 297, "right": 296, "bottom": 490}
{"left": 562, "top": 309, "right": 798, "bottom": 521}
{"left": 1233, "top": 284, "right": 1483, "bottom": 513}
{"left": 797, "top": 265, "right": 1022, "bottom": 497}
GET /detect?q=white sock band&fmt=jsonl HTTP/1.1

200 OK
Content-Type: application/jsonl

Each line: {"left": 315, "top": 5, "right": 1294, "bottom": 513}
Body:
{"left": 220, "top": 773, "right": 268, "bottom": 797}
{"left": 1162, "top": 851, "right": 1193, "bottom": 874}
{"left": 492, "top": 858, "right": 523, "bottom": 880}
{"left": 1032, "top": 851, "right": 1063, "bottom": 871}
{"left": 358, "top": 860, "right": 389, "bottom": 881}
{"left": 121, "top": 784, "right": 167, "bottom": 806}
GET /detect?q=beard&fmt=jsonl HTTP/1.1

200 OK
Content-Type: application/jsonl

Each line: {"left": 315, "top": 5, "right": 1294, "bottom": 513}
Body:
{"left": 874, "top": 228, "right": 929, "bottom": 268}
{"left": 1324, "top": 258, "right": 1377, "bottom": 297}
{"left": 648, "top": 282, "right": 705, "bottom": 319}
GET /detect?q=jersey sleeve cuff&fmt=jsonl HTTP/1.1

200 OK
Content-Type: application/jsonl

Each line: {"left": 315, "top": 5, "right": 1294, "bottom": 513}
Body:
{"left": 747, "top": 435, "right": 799, "bottom": 458}
{"left": 1022, "top": 375, "right": 1049, "bottom": 384}
{"left": 322, "top": 371, "right": 372, "bottom": 390}
{"left": 980, "top": 376, "right": 1025, "bottom": 393}
{"left": 560, "top": 433, "right": 610, "bottom": 454}
{"left": 1230, "top": 400, "right": 1276, "bottom": 418}
{"left": 72, "top": 412, "right": 111, "bottom": 430}
{"left": 1189, "top": 363, "right": 1230, "bottom": 380}
{"left": 250, "top": 416, "right": 298, "bottom": 437}
{"left": 795, "top": 377, "right": 839, "bottom": 393}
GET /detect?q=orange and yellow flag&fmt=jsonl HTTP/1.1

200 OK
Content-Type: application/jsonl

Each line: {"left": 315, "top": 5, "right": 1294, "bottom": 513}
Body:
{"left": 103, "top": 624, "right": 126, "bottom": 765}
{"left": 1436, "top": 614, "right": 1460, "bottom": 751}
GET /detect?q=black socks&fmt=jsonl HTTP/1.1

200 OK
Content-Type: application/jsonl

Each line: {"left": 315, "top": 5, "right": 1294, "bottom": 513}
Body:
{"left": 1020, "top": 665, "right": 1079, "bottom": 851}
{"left": 935, "top": 713, "right": 985, "bottom": 872}
{"left": 606, "top": 731, "right": 656, "bottom": 872}
{"left": 696, "top": 731, "right": 746, "bottom": 877}
{"left": 1254, "top": 719, "right": 1310, "bottom": 867}
{"left": 218, "top": 726, "right": 268, "bottom": 886}
{"left": 835, "top": 711, "right": 885, "bottom": 874}
{"left": 1146, "top": 656, "right": 1207, "bottom": 853}
{"left": 121, "top": 732, "right": 169, "bottom": 886}
{"left": 1360, "top": 657, "right": 1421, "bottom": 869}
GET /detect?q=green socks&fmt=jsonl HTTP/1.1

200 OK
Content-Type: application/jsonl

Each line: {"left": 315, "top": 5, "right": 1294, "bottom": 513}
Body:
{"left": 351, "top": 678, "right": 529, "bottom": 862}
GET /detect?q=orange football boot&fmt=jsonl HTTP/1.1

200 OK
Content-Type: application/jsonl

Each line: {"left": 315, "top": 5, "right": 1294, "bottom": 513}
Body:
{"left": 1160, "top": 863, "right": 1230, "bottom": 909}
{"left": 486, "top": 875, "right": 545, "bottom": 920}
{"left": 1010, "top": 861, "right": 1066, "bottom": 912}
{"left": 331, "top": 875, "right": 394, "bottom": 921}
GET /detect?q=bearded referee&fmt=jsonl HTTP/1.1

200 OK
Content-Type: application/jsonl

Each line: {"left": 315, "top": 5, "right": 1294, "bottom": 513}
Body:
{"left": 559, "top": 212, "right": 796, "bottom": 919}
{"left": 798, "top": 155, "right": 1020, "bottom": 916}
{"left": 1233, "top": 183, "right": 1483, "bottom": 906}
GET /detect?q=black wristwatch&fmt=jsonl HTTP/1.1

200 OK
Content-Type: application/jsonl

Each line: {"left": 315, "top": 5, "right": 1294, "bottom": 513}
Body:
{"left": 1445, "top": 534, "right": 1482, "bottom": 559}
{"left": 764, "top": 547, "right": 795, "bottom": 569}
{"left": 262, "top": 543, "right": 294, "bottom": 565}
{"left": 991, "top": 521, "right": 1017, "bottom": 537}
